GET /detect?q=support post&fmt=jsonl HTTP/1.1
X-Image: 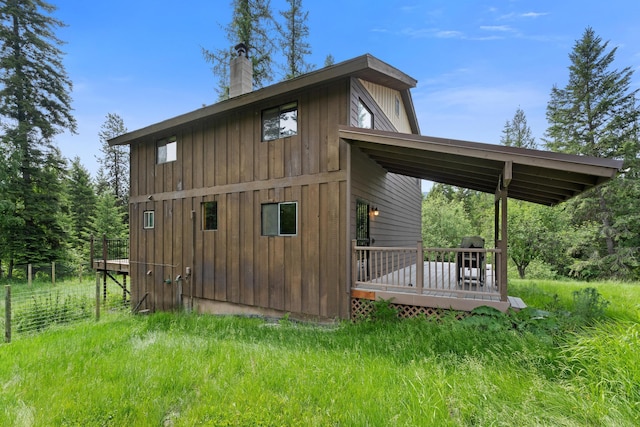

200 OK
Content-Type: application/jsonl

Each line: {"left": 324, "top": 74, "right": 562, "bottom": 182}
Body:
{"left": 52, "top": 261, "right": 56, "bottom": 286}
{"left": 28, "top": 263, "right": 32, "bottom": 288}
{"left": 416, "top": 241, "right": 423, "bottom": 294}
{"left": 351, "top": 239, "right": 357, "bottom": 289}
{"left": 5, "top": 285, "right": 10, "bottom": 343}
{"left": 102, "top": 234, "right": 107, "bottom": 302}
{"left": 500, "top": 189, "right": 508, "bottom": 302}
{"left": 95, "top": 273, "right": 100, "bottom": 321}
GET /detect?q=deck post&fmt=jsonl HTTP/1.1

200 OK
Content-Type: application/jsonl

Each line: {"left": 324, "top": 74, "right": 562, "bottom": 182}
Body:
{"left": 416, "top": 241, "right": 423, "bottom": 293}
{"left": 102, "top": 234, "right": 107, "bottom": 302}
{"left": 351, "top": 239, "right": 357, "bottom": 290}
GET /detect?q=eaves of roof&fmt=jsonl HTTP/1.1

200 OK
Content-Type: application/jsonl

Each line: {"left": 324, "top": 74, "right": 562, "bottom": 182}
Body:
{"left": 339, "top": 126, "right": 623, "bottom": 206}
{"left": 109, "top": 54, "right": 418, "bottom": 146}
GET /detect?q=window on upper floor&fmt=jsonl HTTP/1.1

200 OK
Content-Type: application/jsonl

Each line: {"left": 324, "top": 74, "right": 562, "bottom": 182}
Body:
{"left": 262, "top": 101, "right": 298, "bottom": 141}
{"left": 143, "top": 210, "right": 155, "bottom": 229}
{"left": 202, "top": 201, "right": 218, "bottom": 231}
{"left": 357, "top": 99, "right": 373, "bottom": 129}
{"left": 157, "top": 136, "right": 177, "bottom": 164}
{"left": 395, "top": 96, "right": 401, "bottom": 117}
{"left": 261, "top": 202, "right": 297, "bottom": 236}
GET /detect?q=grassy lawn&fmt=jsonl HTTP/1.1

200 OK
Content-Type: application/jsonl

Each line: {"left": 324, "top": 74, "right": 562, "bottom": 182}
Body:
{"left": 1, "top": 280, "right": 639, "bottom": 426}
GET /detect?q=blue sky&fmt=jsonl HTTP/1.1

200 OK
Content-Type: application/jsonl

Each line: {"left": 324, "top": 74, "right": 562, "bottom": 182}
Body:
{"left": 53, "top": 0, "right": 640, "bottom": 177}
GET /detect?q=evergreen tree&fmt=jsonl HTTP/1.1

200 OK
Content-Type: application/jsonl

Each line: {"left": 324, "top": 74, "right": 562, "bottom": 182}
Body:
{"left": 91, "top": 191, "right": 128, "bottom": 241}
{"left": 0, "top": 0, "right": 76, "bottom": 276}
{"left": 96, "top": 113, "right": 129, "bottom": 208}
{"left": 67, "top": 157, "right": 97, "bottom": 246}
{"left": 202, "top": 0, "right": 275, "bottom": 99}
{"left": 501, "top": 107, "right": 536, "bottom": 149}
{"left": 279, "top": 0, "right": 313, "bottom": 79}
{"left": 544, "top": 27, "right": 640, "bottom": 279}
{"left": 323, "top": 54, "right": 335, "bottom": 67}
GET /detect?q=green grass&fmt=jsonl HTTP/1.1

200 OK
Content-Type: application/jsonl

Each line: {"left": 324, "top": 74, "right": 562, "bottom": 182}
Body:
{"left": 1, "top": 280, "right": 639, "bottom": 426}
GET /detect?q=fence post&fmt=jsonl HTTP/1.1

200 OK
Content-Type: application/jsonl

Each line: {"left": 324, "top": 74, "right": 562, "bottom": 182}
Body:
{"left": 95, "top": 273, "right": 100, "bottom": 321}
{"left": 28, "top": 263, "right": 32, "bottom": 288}
{"left": 52, "top": 261, "right": 56, "bottom": 286}
{"left": 5, "top": 285, "right": 10, "bottom": 343}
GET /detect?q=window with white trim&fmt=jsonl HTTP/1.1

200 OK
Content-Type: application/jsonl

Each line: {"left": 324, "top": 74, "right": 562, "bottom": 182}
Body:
{"left": 143, "top": 211, "right": 155, "bottom": 229}
{"left": 261, "top": 202, "right": 297, "bottom": 236}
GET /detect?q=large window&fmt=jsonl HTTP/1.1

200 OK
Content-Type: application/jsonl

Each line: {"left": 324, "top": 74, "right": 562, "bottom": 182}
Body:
{"left": 262, "top": 102, "right": 298, "bottom": 141}
{"left": 202, "top": 201, "right": 218, "bottom": 230}
{"left": 143, "top": 211, "right": 155, "bottom": 229}
{"left": 261, "top": 202, "right": 297, "bottom": 236}
{"left": 357, "top": 99, "right": 373, "bottom": 129}
{"left": 157, "top": 136, "right": 177, "bottom": 164}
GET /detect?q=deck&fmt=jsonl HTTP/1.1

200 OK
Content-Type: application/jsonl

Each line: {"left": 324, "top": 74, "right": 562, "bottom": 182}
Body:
{"left": 352, "top": 242, "right": 526, "bottom": 313}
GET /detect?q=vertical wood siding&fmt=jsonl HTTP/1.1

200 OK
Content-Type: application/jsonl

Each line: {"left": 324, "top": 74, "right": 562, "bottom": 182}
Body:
{"left": 359, "top": 79, "right": 412, "bottom": 134}
{"left": 129, "top": 81, "right": 350, "bottom": 319}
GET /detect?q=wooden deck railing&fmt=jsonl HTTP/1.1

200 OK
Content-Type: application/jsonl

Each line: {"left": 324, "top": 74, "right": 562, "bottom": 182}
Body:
{"left": 351, "top": 240, "right": 505, "bottom": 301}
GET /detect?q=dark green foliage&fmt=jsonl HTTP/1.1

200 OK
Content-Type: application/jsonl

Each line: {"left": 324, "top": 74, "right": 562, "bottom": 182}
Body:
{"left": 279, "top": 0, "right": 313, "bottom": 79}
{"left": 202, "top": 0, "right": 275, "bottom": 99}
{"left": 571, "top": 287, "right": 609, "bottom": 325}
{"left": 0, "top": 0, "right": 76, "bottom": 275}
{"left": 96, "top": 113, "right": 129, "bottom": 212}
{"left": 501, "top": 107, "right": 536, "bottom": 148}
{"left": 545, "top": 27, "right": 640, "bottom": 280}
{"left": 368, "top": 297, "right": 399, "bottom": 322}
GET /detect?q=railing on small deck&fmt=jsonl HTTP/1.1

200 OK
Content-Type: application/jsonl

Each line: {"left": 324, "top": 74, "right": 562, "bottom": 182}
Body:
{"left": 351, "top": 240, "right": 505, "bottom": 302}
{"left": 90, "top": 235, "right": 129, "bottom": 273}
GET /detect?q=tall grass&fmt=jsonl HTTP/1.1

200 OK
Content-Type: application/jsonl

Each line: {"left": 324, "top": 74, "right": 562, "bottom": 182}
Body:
{"left": 1, "top": 279, "right": 639, "bottom": 426}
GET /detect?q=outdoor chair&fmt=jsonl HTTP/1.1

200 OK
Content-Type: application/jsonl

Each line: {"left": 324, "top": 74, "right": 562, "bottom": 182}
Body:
{"left": 456, "top": 236, "right": 485, "bottom": 286}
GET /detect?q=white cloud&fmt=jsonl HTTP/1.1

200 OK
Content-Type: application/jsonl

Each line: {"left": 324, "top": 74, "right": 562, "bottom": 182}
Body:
{"left": 480, "top": 25, "right": 513, "bottom": 32}
{"left": 521, "top": 12, "right": 548, "bottom": 18}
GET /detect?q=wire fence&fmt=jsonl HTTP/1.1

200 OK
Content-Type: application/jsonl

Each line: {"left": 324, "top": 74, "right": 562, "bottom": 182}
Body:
{"left": 2, "top": 274, "right": 130, "bottom": 343}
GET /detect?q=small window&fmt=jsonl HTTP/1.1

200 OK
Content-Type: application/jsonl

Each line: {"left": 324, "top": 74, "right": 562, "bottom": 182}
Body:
{"left": 157, "top": 136, "right": 177, "bottom": 164}
{"left": 395, "top": 96, "right": 400, "bottom": 117}
{"left": 143, "top": 211, "right": 155, "bottom": 229}
{"left": 261, "top": 202, "right": 297, "bottom": 236}
{"left": 357, "top": 99, "right": 373, "bottom": 129}
{"left": 202, "top": 201, "right": 218, "bottom": 230}
{"left": 262, "top": 102, "right": 298, "bottom": 141}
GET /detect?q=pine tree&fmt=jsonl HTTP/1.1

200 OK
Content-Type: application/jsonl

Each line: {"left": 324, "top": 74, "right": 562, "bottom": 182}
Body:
{"left": 202, "top": 0, "right": 275, "bottom": 99}
{"left": 0, "top": 0, "right": 76, "bottom": 275}
{"left": 96, "top": 113, "right": 129, "bottom": 208}
{"left": 67, "top": 157, "right": 97, "bottom": 246}
{"left": 544, "top": 27, "right": 640, "bottom": 279}
{"left": 279, "top": 0, "right": 313, "bottom": 79}
{"left": 501, "top": 107, "right": 536, "bottom": 148}
{"left": 91, "top": 191, "right": 128, "bottom": 241}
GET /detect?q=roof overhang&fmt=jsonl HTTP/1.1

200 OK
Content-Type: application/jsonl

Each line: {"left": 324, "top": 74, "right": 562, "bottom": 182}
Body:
{"left": 339, "top": 126, "right": 623, "bottom": 206}
{"left": 109, "top": 54, "right": 418, "bottom": 146}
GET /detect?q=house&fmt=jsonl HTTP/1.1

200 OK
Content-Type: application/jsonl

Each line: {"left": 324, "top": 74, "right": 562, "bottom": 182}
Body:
{"left": 109, "top": 50, "right": 622, "bottom": 320}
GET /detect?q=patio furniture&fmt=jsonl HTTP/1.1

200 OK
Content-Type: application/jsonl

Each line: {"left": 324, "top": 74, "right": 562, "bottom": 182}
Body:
{"left": 456, "top": 236, "right": 485, "bottom": 286}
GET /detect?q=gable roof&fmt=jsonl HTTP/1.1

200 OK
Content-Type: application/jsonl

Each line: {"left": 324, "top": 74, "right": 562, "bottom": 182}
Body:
{"left": 340, "top": 126, "right": 623, "bottom": 206}
{"left": 109, "top": 54, "right": 419, "bottom": 146}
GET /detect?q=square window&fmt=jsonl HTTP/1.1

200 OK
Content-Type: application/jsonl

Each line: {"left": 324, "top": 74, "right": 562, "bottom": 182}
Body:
{"left": 202, "top": 201, "right": 218, "bottom": 230}
{"left": 157, "top": 136, "right": 177, "bottom": 164}
{"left": 262, "top": 102, "right": 298, "bottom": 141}
{"left": 261, "top": 202, "right": 297, "bottom": 236}
{"left": 357, "top": 99, "right": 373, "bottom": 129}
{"left": 143, "top": 211, "right": 155, "bottom": 229}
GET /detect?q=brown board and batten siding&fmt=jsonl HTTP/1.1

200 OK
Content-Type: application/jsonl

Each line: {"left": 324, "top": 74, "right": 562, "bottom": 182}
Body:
{"left": 129, "top": 79, "right": 351, "bottom": 319}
